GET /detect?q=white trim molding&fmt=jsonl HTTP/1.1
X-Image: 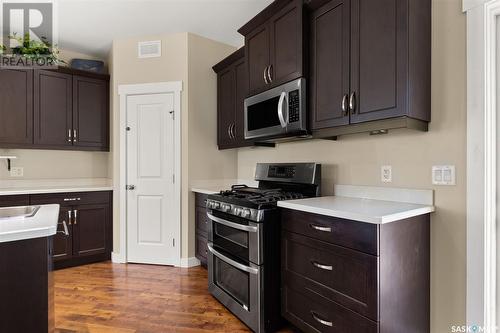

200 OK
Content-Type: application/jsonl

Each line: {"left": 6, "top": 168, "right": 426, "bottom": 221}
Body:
{"left": 179, "top": 257, "right": 201, "bottom": 268}
{"left": 465, "top": 0, "right": 499, "bottom": 330}
{"left": 117, "top": 81, "right": 183, "bottom": 267}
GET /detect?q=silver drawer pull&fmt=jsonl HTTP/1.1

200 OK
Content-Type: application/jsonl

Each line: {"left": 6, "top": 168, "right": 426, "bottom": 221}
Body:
{"left": 312, "top": 261, "right": 333, "bottom": 271}
{"left": 310, "top": 224, "right": 332, "bottom": 233}
{"left": 58, "top": 220, "right": 69, "bottom": 236}
{"left": 63, "top": 198, "right": 81, "bottom": 202}
{"left": 311, "top": 311, "right": 333, "bottom": 327}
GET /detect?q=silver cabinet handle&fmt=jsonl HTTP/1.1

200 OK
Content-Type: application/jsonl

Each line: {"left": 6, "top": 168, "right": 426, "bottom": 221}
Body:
{"left": 341, "top": 94, "right": 348, "bottom": 116}
{"left": 207, "top": 243, "right": 259, "bottom": 275}
{"left": 227, "top": 125, "right": 232, "bottom": 139}
{"left": 67, "top": 210, "right": 72, "bottom": 225}
{"left": 231, "top": 123, "right": 235, "bottom": 139}
{"left": 311, "top": 311, "right": 333, "bottom": 327}
{"left": 277, "top": 91, "right": 287, "bottom": 128}
{"left": 64, "top": 197, "right": 81, "bottom": 202}
{"left": 73, "top": 129, "right": 77, "bottom": 143}
{"left": 207, "top": 213, "right": 258, "bottom": 232}
{"left": 267, "top": 64, "right": 273, "bottom": 83}
{"left": 312, "top": 261, "right": 333, "bottom": 271}
{"left": 73, "top": 209, "right": 77, "bottom": 225}
{"left": 58, "top": 220, "right": 70, "bottom": 236}
{"left": 68, "top": 129, "right": 72, "bottom": 143}
{"left": 310, "top": 224, "right": 332, "bottom": 233}
{"left": 349, "top": 92, "right": 356, "bottom": 114}
{"left": 264, "top": 66, "right": 269, "bottom": 84}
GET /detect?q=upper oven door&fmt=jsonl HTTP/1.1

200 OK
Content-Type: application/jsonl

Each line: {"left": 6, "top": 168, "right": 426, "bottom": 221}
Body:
{"left": 207, "top": 210, "right": 263, "bottom": 265}
{"left": 244, "top": 78, "right": 306, "bottom": 140}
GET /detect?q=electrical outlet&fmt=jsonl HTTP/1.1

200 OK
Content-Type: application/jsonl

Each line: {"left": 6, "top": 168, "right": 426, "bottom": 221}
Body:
{"left": 381, "top": 165, "right": 392, "bottom": 183}
{"left": 10, "top": 167, "right": 23, "bottom": 177}
{"left": 432, "top": 165, "right": 455, "bottom": 185}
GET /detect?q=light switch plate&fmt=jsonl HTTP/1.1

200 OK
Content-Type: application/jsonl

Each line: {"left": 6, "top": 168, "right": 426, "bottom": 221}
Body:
{"left": 381, "top": 165, "right": 392, "bottom": 183}
{"left": 432, "top": 165, "right": 455, "bottom": 185}
{"left": 10, "top": 167, "right": 23, "bottom": 177}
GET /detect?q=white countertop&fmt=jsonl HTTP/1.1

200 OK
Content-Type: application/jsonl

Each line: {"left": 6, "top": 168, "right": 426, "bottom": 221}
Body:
{"left": 278, "top": 196, "right": 435, "bottom": 224}
{"left": 0, "top": 204, "right": 60, "bottom": 243}
{"left": 0, "top": 178, "right": 113, "bottom": 196}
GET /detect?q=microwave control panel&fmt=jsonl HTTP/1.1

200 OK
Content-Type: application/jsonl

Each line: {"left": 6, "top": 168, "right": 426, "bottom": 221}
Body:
{"left": 288, "top": 90, "right": 300, "bottom": 123}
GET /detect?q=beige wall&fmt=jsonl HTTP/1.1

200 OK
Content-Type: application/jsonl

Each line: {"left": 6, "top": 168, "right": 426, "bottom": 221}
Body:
{"left": 0, "top": 48, "right": 109, "bottom": 181}
{"left": 236, "top": 0, "right": 466, "bottom": 331}
{"left": 111, "top": 33, "right": 237, "bottom": 258}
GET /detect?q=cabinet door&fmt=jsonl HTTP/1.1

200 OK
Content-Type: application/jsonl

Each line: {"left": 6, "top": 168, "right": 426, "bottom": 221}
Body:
{"left": 349, "top": 0, "right": 407, "bottom": 123}
{"left": 0, "top": 195, "right": 30, "bottom": 208}
{"left": 310, "top": 0, "right": 350, "bottom": 129}
{"left": 53, "top": 207, "right": 73, "bottom": 262}
{"left": 72, "top": 203, "right": 110, "bottom": 257}
{"left": 73, "top": 76, "right": 109, "bottom": 150}
{"left": 217, "top": 67, "right": 236, "bottom": 148}
{"left": 246, "top": 25, "right": 270, "bottom": 95}
{"left": 269, "top": 0, "right": 303, "bottom": 86}
{"left": 0, "top": 69, "right": 33, "bottom": 146}
{"left": 34, "top": 70, "right": 73, "bottom": 147}
{"left": 234, "top": 58, "right": 249, "bottom": 145}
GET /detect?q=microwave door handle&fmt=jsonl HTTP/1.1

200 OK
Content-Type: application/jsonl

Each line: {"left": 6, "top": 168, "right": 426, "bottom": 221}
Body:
{"left": 207, "top": 243, "right": 259, "bottom": 275}
{"left": 277, "top": 91, "right": 287, "bottom": 128}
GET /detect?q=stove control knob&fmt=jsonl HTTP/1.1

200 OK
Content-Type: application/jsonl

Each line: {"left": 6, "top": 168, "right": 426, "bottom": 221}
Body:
{"left": 222, "top": 204, "right": 231, "bottom": 212}
{"left": 214, "top": 202, "right": 221, "bottom": 209}
{"left": 207, "top": 201, "right": 213, "bottom": 208}
{"left": 234, "top": 207, "right": 242, "bottom": 215}
{"left": 241, "top": 209, "right": 251, "bottom": 218}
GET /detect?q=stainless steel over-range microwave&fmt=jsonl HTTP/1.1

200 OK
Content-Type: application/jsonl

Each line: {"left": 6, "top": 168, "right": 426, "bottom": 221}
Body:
{"left": 244, "top": 78, "right": 307, "bottom": 140}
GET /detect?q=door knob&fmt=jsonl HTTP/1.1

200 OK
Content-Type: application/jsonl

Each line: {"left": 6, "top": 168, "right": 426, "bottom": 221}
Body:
{"left": 126, "top": 185, "right": 136, "bottom": 190}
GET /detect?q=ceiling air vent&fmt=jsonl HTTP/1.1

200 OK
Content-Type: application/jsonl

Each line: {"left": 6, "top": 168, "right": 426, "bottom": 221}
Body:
{"left": 138, "top": 40, "right": 161, "bottom": 58}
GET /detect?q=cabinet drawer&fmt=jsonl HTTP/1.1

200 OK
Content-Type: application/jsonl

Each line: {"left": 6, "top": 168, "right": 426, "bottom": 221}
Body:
{"left": 282, "top": 286, "right": 378, "bottom": 333}
{"left": 283, "top": 231, "right": 378, "bottom": 320}
{"left": 195, "top": 193, "right": 208, "bottom": 208}
{"left": 195, "top": 206, "right": 208, "bottom": 237}
{"left": 281, "top": 208, "right": 378, "bottom": 255}
{"left": 0, "top": 195, "right": 30, "bottom": 207}
{"left": 30, "top": 191, "right": 111, "bottom": 206}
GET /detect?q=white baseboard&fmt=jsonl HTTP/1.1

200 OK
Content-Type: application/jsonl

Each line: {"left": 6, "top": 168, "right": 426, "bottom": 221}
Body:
{"left": 111, "top": 252, "right": 126, "bottom": 263}
{"left": 178, "top": 257, "right": 201, "bottom": 268}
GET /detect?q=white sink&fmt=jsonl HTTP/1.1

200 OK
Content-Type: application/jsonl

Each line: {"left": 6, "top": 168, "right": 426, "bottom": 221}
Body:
{"left": 0, "top": 206, "right": 40, "bottom": 220}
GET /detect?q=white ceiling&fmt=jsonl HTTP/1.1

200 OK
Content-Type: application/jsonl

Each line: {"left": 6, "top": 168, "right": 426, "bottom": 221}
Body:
{"left": 56, "top": 0, "right": 274, "bottom": 59}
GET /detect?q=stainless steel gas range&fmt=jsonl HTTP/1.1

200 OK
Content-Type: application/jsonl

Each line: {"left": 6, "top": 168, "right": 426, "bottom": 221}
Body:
{"left": 206, "top": 163, "right": 321, "bottom": 333}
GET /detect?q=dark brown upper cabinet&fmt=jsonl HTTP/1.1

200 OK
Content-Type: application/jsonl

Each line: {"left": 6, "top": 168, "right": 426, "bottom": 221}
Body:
{"left": 308, "top": 0, "right": 431, "bottom": 134}
{"left": 0, "top": 67, "right": 110, "bottom": 151}
{"left": 213, "top": 48, "right": 251, "bottom": 150}
{"left": 73, "top": 76, "right": 109, "bottom": 150}
{"left": 0, "top": 69, "right": 33, "bottom": 146}
{"left": 34, "top": 70, "right": 73, "bottom": 148}
{"left": 239, "top": 0, "right": 304, "bottom": 96}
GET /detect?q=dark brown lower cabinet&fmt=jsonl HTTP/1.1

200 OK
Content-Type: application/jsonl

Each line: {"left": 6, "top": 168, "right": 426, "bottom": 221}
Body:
{"left": 0, "top": 194, "right": 30, "bottom": 207}
{"left": 194, "top": 193, "right": 209, "bottom": 267}
{"left": 281, "top": 208, "right": 430, "bottom": 333}
{"left": 29, "top": 191, "right": 113, "bottom": 270}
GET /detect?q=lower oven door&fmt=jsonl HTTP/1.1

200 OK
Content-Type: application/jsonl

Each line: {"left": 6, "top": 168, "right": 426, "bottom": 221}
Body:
{"left": 207, "top": 242, "right": 263, "bottom": 333}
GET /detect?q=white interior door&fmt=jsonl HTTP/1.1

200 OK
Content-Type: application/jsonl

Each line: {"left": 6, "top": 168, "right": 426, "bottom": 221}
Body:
{"left": 126, "top": 93, "right": 176, "bottom": 265}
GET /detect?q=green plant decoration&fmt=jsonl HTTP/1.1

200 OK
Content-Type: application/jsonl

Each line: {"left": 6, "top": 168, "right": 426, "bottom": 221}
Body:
{"left": 2, "top": 33, "right": 66, "bottom": 65}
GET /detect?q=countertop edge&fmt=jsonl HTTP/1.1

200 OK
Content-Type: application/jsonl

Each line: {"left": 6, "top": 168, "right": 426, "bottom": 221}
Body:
{"left": 0, "top": 186, "right": 114, "bottom": 196}
{"left": 0, "top": 226, "right": 57, "bottom": 243}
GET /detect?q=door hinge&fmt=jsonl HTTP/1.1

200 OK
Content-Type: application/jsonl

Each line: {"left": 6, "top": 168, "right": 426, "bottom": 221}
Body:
{"left": 169, "top": 110, "right": 174, "bottom": 120}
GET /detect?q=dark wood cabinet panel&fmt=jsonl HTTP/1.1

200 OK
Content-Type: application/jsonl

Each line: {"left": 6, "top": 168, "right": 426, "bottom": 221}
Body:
{"left": 53, "top": 206, "right": 73, "bottom": 261}
{"left": 73, "top": 76, "right": 109, "bottom": 150}
{"left": 246, "top": 25, "right": 270, "bottom": 94}
{"left": 34, "top": 70, "right": 73, "bottom": 147}
{"left": 234, "top": 58, "right": 248, "bottom": 144}
{"left": 73, "top": 203, "right": 110, "bottom": 257}
{"left": 0, "top": 69, "right": 33, "bottom": 146}
{"left": 217, "top": 67, "right": 235, "bottom": 147}
{"left": 195, "top": 206, "right": 209, "bottom": 236}
{"left": 349, "top": 0, "right": 405, "bottom": 123}
{"left": 309, "top": 0, "right": 350, "bottom": 129}
{"left": 0, "top": 195, "right": 30, "bottom": 207}
{"left": 195, "top": 234, "right": 208, "bottom": 267}
{"left": 269, "top": 0, "right": 303, "bottom": 86}
{"left": 194, "top": 193, "right": 209, "bottom": 268}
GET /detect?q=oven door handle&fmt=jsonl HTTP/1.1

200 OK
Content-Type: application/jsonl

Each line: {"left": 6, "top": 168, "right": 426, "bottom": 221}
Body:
{"left": 277, "top": 91, "right": 287, "bottom": 128}
{"left": 207, "top": 243, "right": 259, "bottom": 275}
{"left": 207, "top": 213, "right": 258, "bottom": 233}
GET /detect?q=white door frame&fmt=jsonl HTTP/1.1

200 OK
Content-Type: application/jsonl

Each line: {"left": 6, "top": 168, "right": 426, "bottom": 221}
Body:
{"left": 116, "top": 82, "right": 182, "bottom": 266}
{"left": 465, "top": 0, "right": 498, "bottom": 329}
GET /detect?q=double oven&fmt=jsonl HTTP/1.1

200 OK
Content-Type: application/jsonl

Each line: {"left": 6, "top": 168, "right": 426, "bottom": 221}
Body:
{"left": 206, "top": 208, "right": 280, "bottom": 333}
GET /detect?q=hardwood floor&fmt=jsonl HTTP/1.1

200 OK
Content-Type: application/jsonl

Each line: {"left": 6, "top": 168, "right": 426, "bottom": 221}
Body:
{"left": 54, "top": 262, "right": 295, "bottom": 333}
